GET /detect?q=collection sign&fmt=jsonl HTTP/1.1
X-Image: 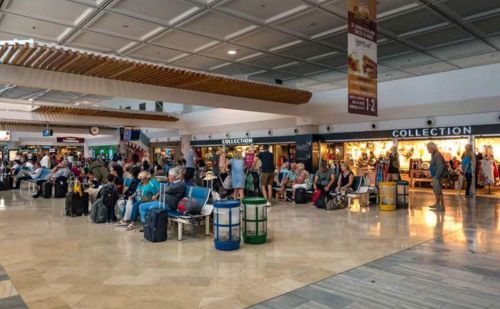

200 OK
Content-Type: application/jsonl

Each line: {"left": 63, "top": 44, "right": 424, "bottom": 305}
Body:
{"left": 392, "top": 126, "right": 472, "bottom": 138}
{"left": 56, "top": 137, "right": 85, "bottom": 144}
{"left": 221, "top": 138, "right": 253, "bottom": 145}
{"left": 347, "top": 0, "right": 378, "bottom": 116}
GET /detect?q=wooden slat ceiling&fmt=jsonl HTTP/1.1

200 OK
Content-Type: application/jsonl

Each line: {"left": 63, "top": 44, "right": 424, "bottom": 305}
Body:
{"left": 0, "top": 41, "right": 312, "bottom": 104}
{"left": 34, "top": 105, "right": 178, "bottom": 122}
{"left": 0, "top": 121, "right": 116, "bottom": 130}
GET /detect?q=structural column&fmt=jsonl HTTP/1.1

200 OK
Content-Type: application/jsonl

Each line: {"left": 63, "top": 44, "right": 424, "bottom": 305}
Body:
{"left": 180, "top": 135, "right": 192, "bottom": 159}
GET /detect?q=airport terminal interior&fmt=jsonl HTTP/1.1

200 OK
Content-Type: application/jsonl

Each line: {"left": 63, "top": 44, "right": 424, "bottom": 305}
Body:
{"left": 0, "top": 0, "right": 499, "bottom": 308}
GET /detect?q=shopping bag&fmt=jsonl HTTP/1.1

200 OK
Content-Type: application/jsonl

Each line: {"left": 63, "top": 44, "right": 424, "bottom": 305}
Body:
{"left": 123, "top": 198, "right": 133, "bottom": 221}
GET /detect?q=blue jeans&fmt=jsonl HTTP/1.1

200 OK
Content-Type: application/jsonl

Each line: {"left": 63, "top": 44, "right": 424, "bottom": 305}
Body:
{"left": 121, "top": 200, "right": 142, "bottom": 222}
{"left": 139, "top": 201, "right": 175, "bottom": 223}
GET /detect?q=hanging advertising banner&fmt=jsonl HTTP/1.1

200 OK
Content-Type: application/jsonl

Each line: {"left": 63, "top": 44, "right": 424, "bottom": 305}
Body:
{"left": 347, "top": 0, "right": 378, "bottom": 116}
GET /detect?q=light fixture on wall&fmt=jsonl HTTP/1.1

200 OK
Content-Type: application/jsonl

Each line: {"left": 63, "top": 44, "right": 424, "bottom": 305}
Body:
{"left": 326, "top": 125, "right": 332, "bottom": 132}
{"left": 227, "top": 50, "right": 237, "bottom": 55}
{"left": 294, "top": 128, "right": 299, "bottom": 134}
{"left": 208, "top": 134, "right": 212, "bottom": 140}
{"left": 225, "top": 133, "right": 230, "bottom": 138}
{"left": 245, "top": 132, "right": 250, "bottom": 137}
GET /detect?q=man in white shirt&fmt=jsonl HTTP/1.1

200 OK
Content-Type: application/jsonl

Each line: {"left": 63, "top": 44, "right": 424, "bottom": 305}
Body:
{"left": 14, "top": 162, "right": 47, "bottom": 189}
{"left": 40, "top": 153, "right": 51, "bottom": 169}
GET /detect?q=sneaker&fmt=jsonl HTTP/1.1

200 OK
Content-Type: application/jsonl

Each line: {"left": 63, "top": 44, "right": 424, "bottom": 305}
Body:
{"left": 430, "top": 207, "right": 445, "bottom": 212}
{"left": 266, "top": 201, "right": 271, "bottom": 207}
{"left": 428, "top": 204, "right": 438, "bottom": 208}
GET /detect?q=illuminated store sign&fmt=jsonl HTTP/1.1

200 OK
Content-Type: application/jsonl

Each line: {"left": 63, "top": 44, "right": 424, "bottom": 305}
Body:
{"left": 392, "top": 126, "right": 472, "bottom": 138}
{"left": 222, "top": 138, "right": 253, "bottom": 145}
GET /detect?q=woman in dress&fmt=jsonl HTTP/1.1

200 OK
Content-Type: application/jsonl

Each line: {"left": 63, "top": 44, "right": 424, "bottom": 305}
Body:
{"left": 336, "top": 162, "right": 354, "bottom": 193}
{"left": 229, "top": 150, "right": 245, "bottom": 200}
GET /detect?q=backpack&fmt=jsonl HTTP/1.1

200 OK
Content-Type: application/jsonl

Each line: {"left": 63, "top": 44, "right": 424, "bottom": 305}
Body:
{"left": 245, "top": 173, "right": 255, "bottom": 193}
{"left": 177, "top": 197, "right": 202, "bottom": 215}
{"left": 326, "top": 195, "right": 347, "bottom": 210}
{"left": 90, "top": 198, "right": 108, "bottom": 223}
{"left": 315, "top": 195, "right": 327, "bottom": 209}
{"left": 100, "top": 184, "right": 117, "bottom": 207}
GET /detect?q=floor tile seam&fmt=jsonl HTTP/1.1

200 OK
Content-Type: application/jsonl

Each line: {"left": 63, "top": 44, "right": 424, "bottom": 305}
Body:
{"left": 247, "top": 210, "right": 497, "bottom": 308}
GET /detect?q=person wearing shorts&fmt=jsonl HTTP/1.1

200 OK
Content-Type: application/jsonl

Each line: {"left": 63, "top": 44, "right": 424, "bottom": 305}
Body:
{"left": 257, "top": 145, "right": 275, "bottom": 207}
{"left": 427, "top": 142, "right": 445, "bottom": 212}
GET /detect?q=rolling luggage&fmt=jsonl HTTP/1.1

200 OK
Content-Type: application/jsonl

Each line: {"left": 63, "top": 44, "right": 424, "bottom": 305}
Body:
{"left": 54, "top": 179, "right": 68, "bottom": 198}
{"left": 65, "top": 192, "right": 89, "bottom": 217}
{"left": 295, "top": 188, "right": 307, "bottom": 204}
{"left": 90, "top": 198, "right": 108, "bottom": 223}
{"left": 1, "top": 175, "right": 12, "bottom": 190}
{"left": 42, "top": 182, "right": 52, "bottom": 198}
{"left": 144, "top": 208, "right": 168, "bottom": 242}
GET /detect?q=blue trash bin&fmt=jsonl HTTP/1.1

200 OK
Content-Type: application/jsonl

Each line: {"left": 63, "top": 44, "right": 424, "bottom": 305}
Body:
{"left": 213, "top": 200, "right": 241, "bottom": 251}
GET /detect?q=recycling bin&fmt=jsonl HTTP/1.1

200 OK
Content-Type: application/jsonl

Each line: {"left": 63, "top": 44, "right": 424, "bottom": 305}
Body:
{"left": 378, "top": 182, "right": 396, "bottom": 211}
{"left": 213, "top": 200, "right": 241, "bottom": 251}
{"left": 242, "top": 197, "right": 267, "bottom": 244}
{"left": 396, "top": 181, "right": 409, "bottom": 209}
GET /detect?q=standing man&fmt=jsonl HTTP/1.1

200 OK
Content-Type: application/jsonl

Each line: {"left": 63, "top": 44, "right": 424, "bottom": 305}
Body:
{"left": 257, "top": 145, "right": 275, "bottom": 207}
{"left": 427, "top": 142, "right": 445, "bottom": 212}
{"left": 40, "top": 152, "right": 51, "bottom": 169}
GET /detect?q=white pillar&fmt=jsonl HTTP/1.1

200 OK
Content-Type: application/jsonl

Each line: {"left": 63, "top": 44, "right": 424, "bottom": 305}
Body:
{"left": 180, "top": 135, "right": 192, "bottom": 158}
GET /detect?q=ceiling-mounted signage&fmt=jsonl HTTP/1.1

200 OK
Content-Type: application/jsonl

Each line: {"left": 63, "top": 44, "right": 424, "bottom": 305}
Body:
{"left": 392, "top": 126, "right": 472, "bottom": 138}
{"left": 347, "top": 0, "right": 378, "bottom": 116}
{"left": 222, "top": 138, "right": 253, "bottom": 145}
{"left": 57, "top": 137, "right": 85, "bottom": 144}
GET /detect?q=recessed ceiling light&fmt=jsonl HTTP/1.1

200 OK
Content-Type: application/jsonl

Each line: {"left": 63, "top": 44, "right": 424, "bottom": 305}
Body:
{"left": 122, "top": 24, "right": 129, "bottom": 28}
{"left": 32, "top": 26, "right": 36, "bottom": 30}
{"left": 227, "top": 50, "right": 237, "bottom": 55}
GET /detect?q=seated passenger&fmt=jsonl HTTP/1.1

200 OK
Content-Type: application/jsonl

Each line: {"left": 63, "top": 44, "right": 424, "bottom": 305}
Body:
{"left": 32, "top": 161, "right": 71, "bottom": 198}
{"left": 115, "top": 166, "right": 141, "bottom": 218}
{"left": 14, "top": 162, "right": 50, "bottom": 189}
{"left": 276, "top": 162, "right": 290, "bottom": 200}
{"left": 336, "top": 162, "right": 354, "bottom": 194}
{"left": 280, "top": 162, "right": 297, "bottom": 200}
{"left": 96, "top": 174, "right": 120, "bottom": 223}
{"left": 314, "top": 161, "right": 335, "bottom": 193}
{"left": 138, "top": 167, "right": 185, "bottom": 227}
{"left": 116, "top": 171, "right": 159, "bottom": 231}
{"left": 289, "top": 163, "right": 310, "bottom": 202}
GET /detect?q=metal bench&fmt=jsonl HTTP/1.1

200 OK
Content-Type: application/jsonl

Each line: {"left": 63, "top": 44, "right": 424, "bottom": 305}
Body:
{"left": 159, "top": 184, "right": 213, "bottom": 241}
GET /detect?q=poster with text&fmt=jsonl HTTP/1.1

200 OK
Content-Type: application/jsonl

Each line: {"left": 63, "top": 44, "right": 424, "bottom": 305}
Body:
{"left": 348, "top": 0, "right": 377, "bottom": 116}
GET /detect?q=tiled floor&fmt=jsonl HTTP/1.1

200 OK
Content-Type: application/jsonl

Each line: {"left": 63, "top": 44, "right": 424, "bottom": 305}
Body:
{"left": 0, "top": 264, "right": 27, "bottom": 308}
{"left": 251, "top": 198, "right": 500, "bottom": 309}
{"left": 0, "top": 190, "right": 498, "bottom": 308}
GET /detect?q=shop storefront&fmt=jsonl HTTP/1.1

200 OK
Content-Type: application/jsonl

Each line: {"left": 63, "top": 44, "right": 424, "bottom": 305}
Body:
{"left": 89, "top": 145, "right": 118, "bottom": 160}
{"left": 319, "top": 124, "right": 500, "bottom": 188}
{"left": 191, "top": 136, "right": 309, "bottom": 171}
{"left": 150, "top": 141, "right": 181, "bottom": 163}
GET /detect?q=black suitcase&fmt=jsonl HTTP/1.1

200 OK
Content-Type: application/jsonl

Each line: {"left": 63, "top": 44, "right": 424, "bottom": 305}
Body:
{"left": 54, "top": 179, "right": 68, "bottom": 198}
{"left": 1, "top": 175, "right": 12, "bottom": 190}
{"left": 42, "top": 182, "right": 52, "bottom": 198}
{"left": 65, "top": 192, "right": 89, "bottom": 217}
{"left": 144, "top": 208, "right": 168, "bottom": 242}
{"left": 295, "top": 188, "right": 307, "bottom": 204}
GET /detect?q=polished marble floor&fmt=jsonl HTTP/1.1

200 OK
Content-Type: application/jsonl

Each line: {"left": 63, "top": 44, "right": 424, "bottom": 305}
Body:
{"left": 0, "top": 190, "right": 498, "bottom": 308}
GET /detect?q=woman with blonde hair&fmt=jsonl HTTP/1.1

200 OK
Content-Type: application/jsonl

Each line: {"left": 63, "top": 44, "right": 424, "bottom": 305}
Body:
{"left": 229, "top": 150, "right": 245, "bottom": 200}
{"left": 336, "top": 161, "right": 354, "bottom": 193}
{"left": 290, "top": 163, "right": 311, "bottom": 202}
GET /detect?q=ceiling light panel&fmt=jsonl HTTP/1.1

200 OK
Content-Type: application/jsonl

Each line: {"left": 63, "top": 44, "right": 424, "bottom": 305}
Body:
{"left": 242, "top": 54, "right": 295, "bottom": 69}
{"left": 175, "top": 55, "right": 229, "bottom": 71}
{"left": 276, "top": 42, "right": 333, "bottom": 60}
{"left": 110, "top": 0, "right": 199, "bottom": 25}
{"left": 427, "top": 40, "right": 495, "bottom": 60}
{"left": 179, "top": 11, "right": 256, "bottom": 40}
{"left": 210, "top": 62, "right": 262, "bottom": 75}
{"left": 219, "top": 0, "right": 308, "bottom": 23}
{"left": 435, "top": 0, "right": 500, "bottom": 19}
{"left": 4, "top": 0, "right": 92, "bottom": 25}
{"left": 406, "top": 26, "right": 473, "bottom": 49}
{"left": 380, "top": 52, "right": 437, "bottom": 69}
{"left": 378, "top": 41, "right": 415, "bottom": 59}
{"left": 274, "top": 8, "right": 345, "bottom": 38}
{"left": 379, "top": 7, "right": 447, "bottom": 36}
{"left": 0, "top": 14, "right": 67, "bottom": 41}
{"left": 67, "top": 31, "right": 132, "bottom": 53}
{"left": 231, "top": 28, "right": 298, "bottom": 51}
{"left": 128, "top": 45, "right": 186, "bottom": 63}
{"left": 279, "top": 63, "right": 329, "bottom": 76}
{"left": 151, "top": 30, "right": 216, "bottom": 53}
{"left": 88, "top": 12, "right": 161, "bottom": 40}
{"left": 466, "top": 14, "right": 500, "bottom": 36}
{"left": 199, "top": 43, "right": 257, "bottom": 61}
{"left": 404, "top": 61, "right": 457, "bottom": 75}
{"left": 318, "top": 31, "right": 347, "bottom": 49}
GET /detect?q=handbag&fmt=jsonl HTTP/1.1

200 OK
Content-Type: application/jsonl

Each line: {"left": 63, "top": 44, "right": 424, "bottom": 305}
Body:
{"left": 123, "top": 199, "right": 133, "bottom": 221}
{"left": 223, "top": 175, "right": 233, "bottom": 190}
{"left": 311, "top": 189, "right": 322, "bottom": 204}
{"left": 326, "top": 194, "right": 348, "bottom": 211}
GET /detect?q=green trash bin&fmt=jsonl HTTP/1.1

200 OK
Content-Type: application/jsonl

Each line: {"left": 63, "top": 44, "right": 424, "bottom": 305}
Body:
{"left": 242, "top": 197, "right": 267, "bottom": 244}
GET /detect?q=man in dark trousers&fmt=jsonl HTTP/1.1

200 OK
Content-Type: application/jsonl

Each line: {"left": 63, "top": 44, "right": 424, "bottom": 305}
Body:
{"left": 257, "top": 144, "right": 275, "bottom": 207}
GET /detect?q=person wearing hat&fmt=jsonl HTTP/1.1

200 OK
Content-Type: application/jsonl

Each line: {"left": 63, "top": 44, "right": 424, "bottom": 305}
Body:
{"left": 138, "top": 167, "right": 186, "bottom": 225}
{"left": 203, "top": 171, "right": 218, "bottom": 189}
